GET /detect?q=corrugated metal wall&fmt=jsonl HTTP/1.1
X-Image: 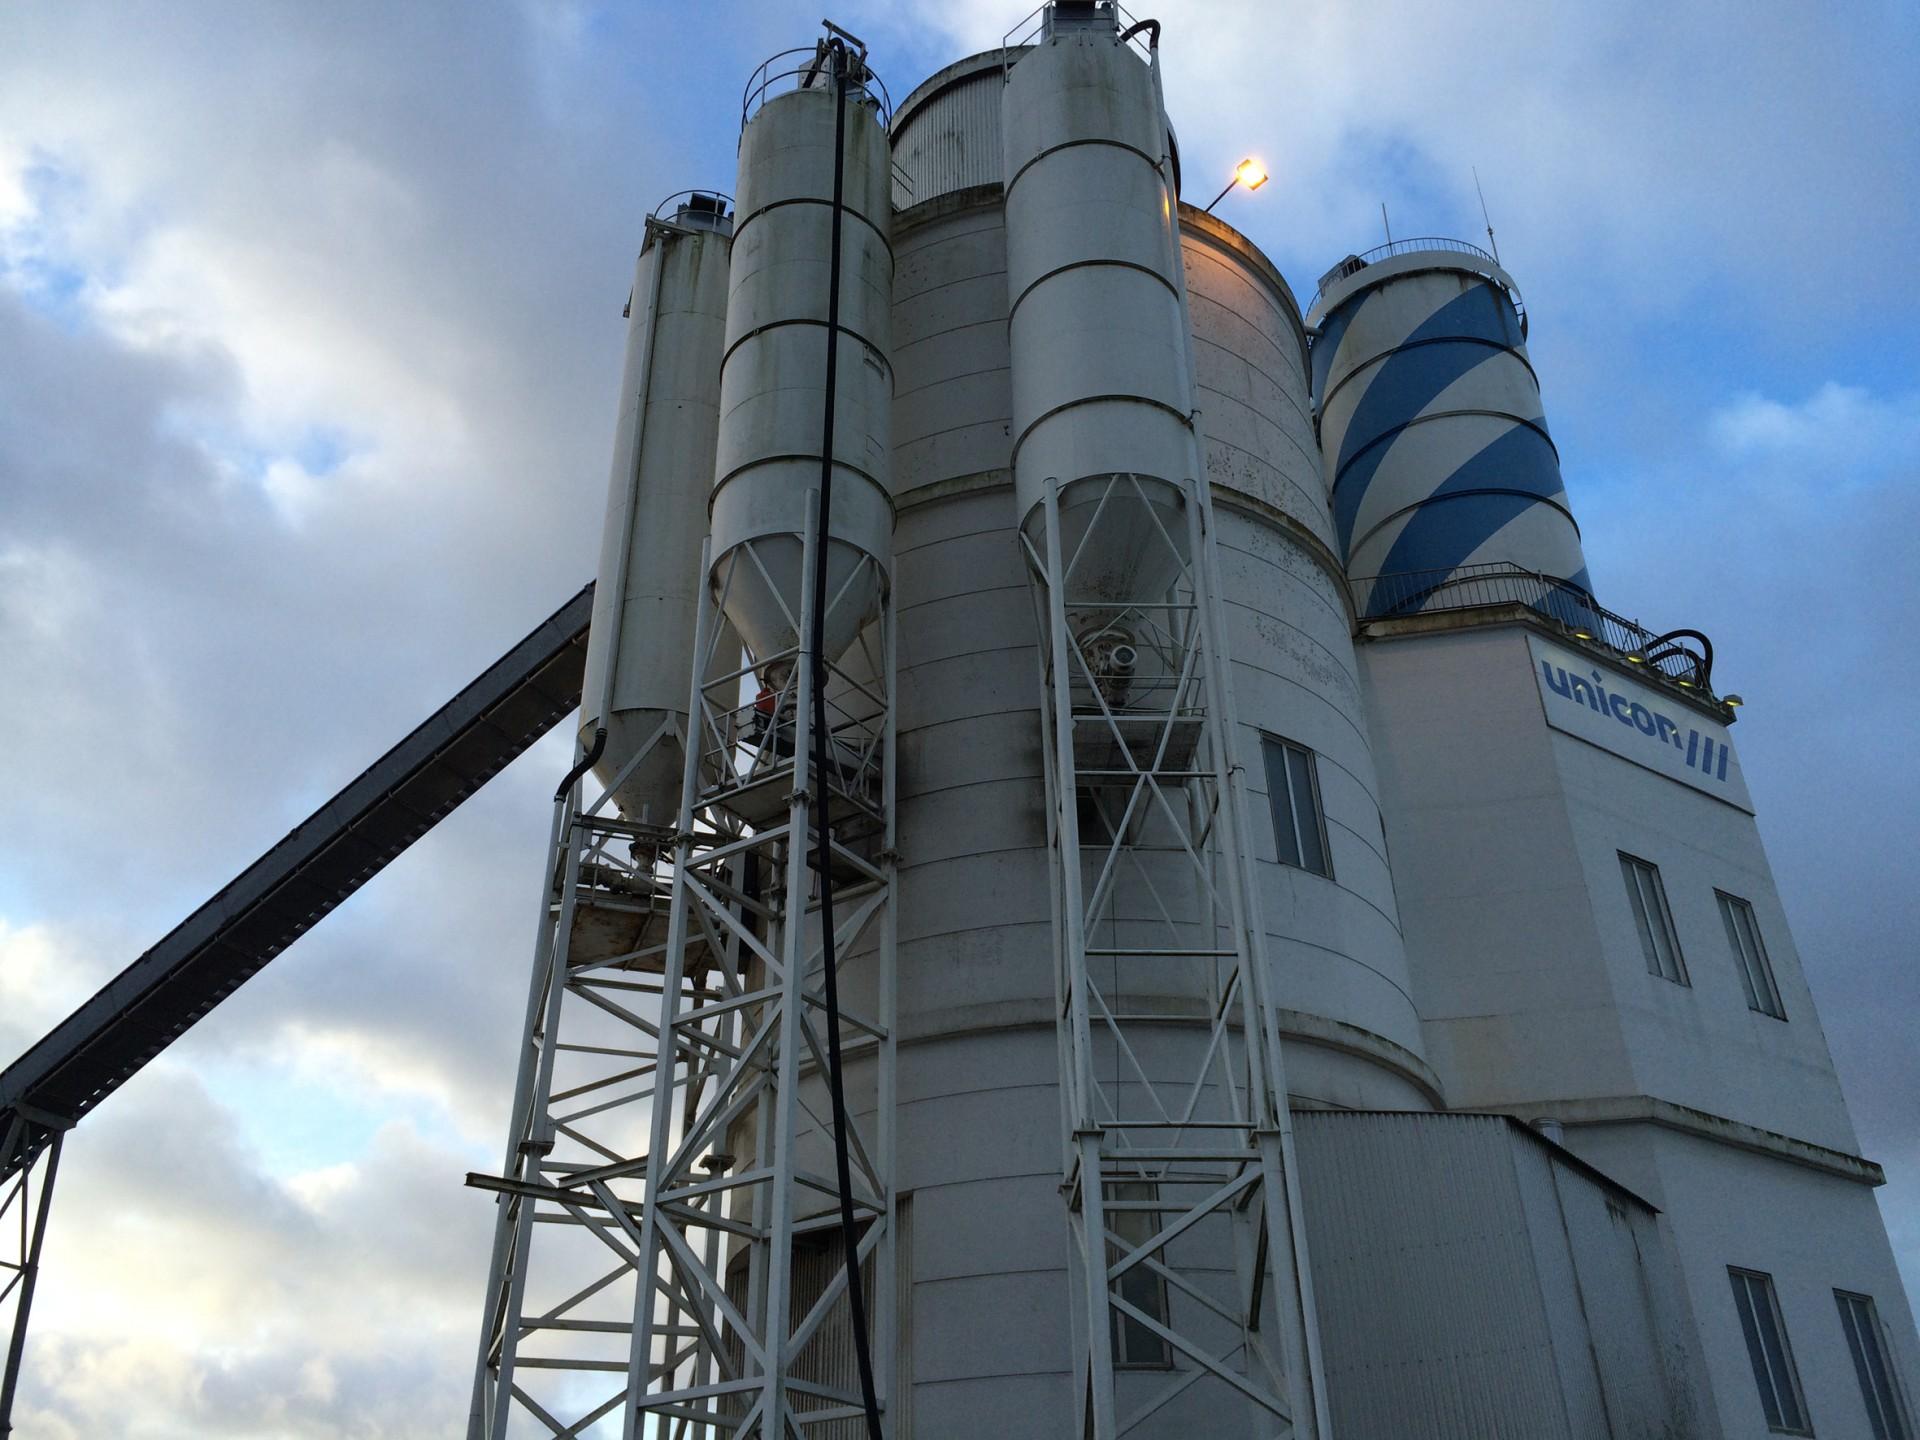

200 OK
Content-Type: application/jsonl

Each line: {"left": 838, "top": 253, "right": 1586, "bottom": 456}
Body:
{"left": 1297, "top": 1111, "right": 1574, "bottom": 1438}
{"left": 1294, "top": 1111, "right": 1710, "bottom": 1439}
{"left": 892, "top": 65, "right": 1003, "bottom": 210}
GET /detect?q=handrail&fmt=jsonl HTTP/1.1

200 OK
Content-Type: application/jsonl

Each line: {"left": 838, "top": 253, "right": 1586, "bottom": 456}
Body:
{"left": 741, "top": 44, "right": 890, "bottom": 130}
{"left": 1353, "top": 563, "right": 1722, "bottom": 701}
{"left": 1001, "top": 1, "right": 1155, "bottom": 74}
{"left": 1309, "top": 235, "right": 1525, "bottom": 333}
{"left": 648, "top": 189, "right": 733, "bottom": 224}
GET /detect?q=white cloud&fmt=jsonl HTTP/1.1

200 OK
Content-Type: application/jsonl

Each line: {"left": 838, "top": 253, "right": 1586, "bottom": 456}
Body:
{"left": 1709, "top": 382, "right": 1920, "bottom": 474}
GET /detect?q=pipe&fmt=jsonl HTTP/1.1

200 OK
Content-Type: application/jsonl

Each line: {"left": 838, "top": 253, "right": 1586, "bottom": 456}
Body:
{"left": 553, "top": 727, "right": 606, "bottom": 801}
{"left": 808, "top": 39, "right": 884, "bottom": 1440}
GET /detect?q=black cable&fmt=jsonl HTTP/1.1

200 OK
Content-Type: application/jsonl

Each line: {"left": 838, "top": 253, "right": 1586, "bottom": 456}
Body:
{"left": 555, "top": 726, "right": 607, "bottom": 800}
{"left": 808, "top": 37, "right": 884, "bottom": 1439}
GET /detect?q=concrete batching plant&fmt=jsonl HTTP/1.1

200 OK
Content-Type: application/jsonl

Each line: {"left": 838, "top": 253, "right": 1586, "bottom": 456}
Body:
{"left": 456, "top": 6, "right": 1917, "bottom": 1437}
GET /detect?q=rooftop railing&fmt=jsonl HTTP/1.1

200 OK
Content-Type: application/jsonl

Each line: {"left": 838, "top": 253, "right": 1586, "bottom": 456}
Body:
{"left": 1354, "top": 563, "right": 1723, "bottom": 703}
{"left": 742, "top": 43, "right": 891, "bottom": 131}
{"left": 1310, "top": 236, "right": 1525, "bottom": 333}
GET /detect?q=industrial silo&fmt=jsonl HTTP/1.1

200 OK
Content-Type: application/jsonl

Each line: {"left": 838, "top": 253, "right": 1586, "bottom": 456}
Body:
{"left": 480, "top": 11, "right": 1434, "bottom": 1437}
{"left": 875, "top": 7, "right": 1434, "bottom": 1434}
{"left": 578, "top": 193, "right": 731, "bottom": 825}
{"left": 711, "top": 52, "right": 895, "bottom": 681}
{"left": 1306, "top": 242, "right": 1593, "bottom": 619}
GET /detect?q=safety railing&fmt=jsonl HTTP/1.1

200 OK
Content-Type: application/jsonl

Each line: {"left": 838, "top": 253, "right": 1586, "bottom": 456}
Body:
{"left": 1001, "top": 1, "right": 1155, "bottom": 71}
{"left": 742, "top": 44, "right": 891, "bottom": 131}
{"left": 1354, "top": 563, "right": 1722, "bottom": 700}
{"left": 1310, "top": 235, "right": 1525, "bottom": 332}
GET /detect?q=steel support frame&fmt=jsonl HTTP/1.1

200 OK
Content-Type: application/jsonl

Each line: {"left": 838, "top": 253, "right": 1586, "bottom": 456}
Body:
{"left": 0, "top": 1117, "right": 63, "bottom": 1439}
{"left": 1023, "top": 471, "right": 1329, "bottom": 1439}
{"left": 470, "top": 498, "right": 896, "bottom": 1439}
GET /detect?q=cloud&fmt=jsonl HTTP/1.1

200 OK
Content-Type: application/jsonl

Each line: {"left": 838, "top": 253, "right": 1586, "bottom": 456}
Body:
{"left": 14, "top": 1070, "right": 492, "bottom": 1440}
{"left": 1709, "top": 382, "right": 1920, "bottom": 475}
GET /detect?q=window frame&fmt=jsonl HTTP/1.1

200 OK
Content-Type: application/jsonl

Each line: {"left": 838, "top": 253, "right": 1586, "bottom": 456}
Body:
{"left": 1106, "top": 1180, "right": 1173, "bottom": 1369}
{"left": 1718, "top": 889, "right": 1788, "bottom": 1020}
{"left": 1836, "top": 1289, "right": 1915, "bottom": 1440}
{"left": 1260, "top": 733, "right": 1333, "bottom": 880}
{"left": 1618, "top": 852, "right": 1689, "bottom": 986}
{"left": 1729, "top": 1266, "right": 1815, "bottom": 1435}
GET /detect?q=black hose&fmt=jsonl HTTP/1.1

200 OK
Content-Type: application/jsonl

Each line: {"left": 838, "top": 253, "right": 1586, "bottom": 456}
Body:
{"left": 555, "top": 726, "right": 607, "bottom": 800}
{"left": 810, "top": 38, "right": 884, "bottom": 1439}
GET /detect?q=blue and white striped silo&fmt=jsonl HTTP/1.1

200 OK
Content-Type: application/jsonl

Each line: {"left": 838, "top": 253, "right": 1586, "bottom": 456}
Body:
{"left": 1306, "top": 242, "right": 1592, "bottom": 619}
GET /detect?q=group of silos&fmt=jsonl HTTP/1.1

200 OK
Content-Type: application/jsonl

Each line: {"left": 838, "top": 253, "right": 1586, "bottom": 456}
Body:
{"left": 571, "top": 4, "right": 1594, "bottom": 1431}
{"left": 579, "top": 47, "right": 895, "bottom": 824}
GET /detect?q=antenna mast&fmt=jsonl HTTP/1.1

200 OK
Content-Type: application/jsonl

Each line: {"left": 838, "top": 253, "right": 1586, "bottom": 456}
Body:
{"left": 1473, "top": 165, "right": 1500, "bottom": 263}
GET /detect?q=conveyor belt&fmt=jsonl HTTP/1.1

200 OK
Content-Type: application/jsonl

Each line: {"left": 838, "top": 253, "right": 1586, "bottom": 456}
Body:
{"left": 0, "top": 583, "right": 595, "bottom": 1183}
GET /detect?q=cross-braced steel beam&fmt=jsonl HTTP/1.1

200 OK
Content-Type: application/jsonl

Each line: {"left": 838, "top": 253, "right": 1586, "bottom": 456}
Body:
{"left": 1, "top": 1115, "right": 63, "bottom": 1438}
{"left": 470, "top": 501, "right": 897, "bottom": 1439}
{"left": 1023, "top": 471, "right": 1330, "bottom": 1440}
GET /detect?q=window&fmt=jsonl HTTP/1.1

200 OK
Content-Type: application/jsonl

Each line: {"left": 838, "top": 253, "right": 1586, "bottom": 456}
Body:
{"left": 1837, "top": 1291, "right": 1914, "bottom": 1440}
{"left": 1261, "top": 735, "right": 1331, "bottom": 879}
{"left": 1730, "top": 1268, "right": 1813, "bottom": 1434}
{"left": 1619, "top": 853, "right": 1688, "bottom": 985}
{"left": 1719, "top": 891, "right": 1787, "bottom": 1019}
{"left": 1107, "top": 1181, "right": 1170, "bottom": 1367}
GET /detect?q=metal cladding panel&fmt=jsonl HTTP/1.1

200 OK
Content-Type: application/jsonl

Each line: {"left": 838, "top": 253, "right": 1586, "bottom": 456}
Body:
{"left": 1294, "top": 1111, "right": 1575, "bottom": 1438}
{"left": 581, "top": 221, "right": 730, "bottom": 821}
{"left": 1295, "top": 1111, "right": 1710, "bottom": 1439}
{"left": 712, "top": 84, "right": 895, "bottom": 669}
{"left": 1002, "top": 28, "right": 1195, "bottom": 608}
{"left": 1507, "top": 1137, "right": 1712, "bottom": 1438}
{"left": 1311, "top": 257, "right": 1591, "bottom": 617}
{"left": 890, "top": 58, "right": 1004, "bottom": 209}
{"left": 890, "top": 207, "right": 1013, "bottom": 491}
{"left": 1181, "top": 230, "right": 1333, "bottom": 551}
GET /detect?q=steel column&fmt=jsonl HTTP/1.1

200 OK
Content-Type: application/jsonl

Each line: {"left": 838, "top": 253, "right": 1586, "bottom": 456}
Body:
{"left": 1023, "top": 465, "right": 1329, "bottom": 1439}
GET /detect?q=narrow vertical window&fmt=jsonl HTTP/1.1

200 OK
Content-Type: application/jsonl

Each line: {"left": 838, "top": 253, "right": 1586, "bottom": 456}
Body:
{"left": 1719, "top": 891, "right": 1787, "bottom": 1019}
{"left": 1837, "top": 1291, "right": 1914, "bottom": 1440}
{"left": 1619, "top": 853, "right": 1688, "bottom": 985}
{"left": 1730, "top": 1267, "right": 1813, "bottom": 1434}
{"left": 1106, "top": 1181, "right": 1171, "bottom": 1367}
{"left": 1261, "top": 734, "right": 1332, "bottom": 879}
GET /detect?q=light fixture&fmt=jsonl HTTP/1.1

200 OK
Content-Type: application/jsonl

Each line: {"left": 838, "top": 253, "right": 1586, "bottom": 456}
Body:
{"left": 1626, "top": 653, "right": 1646, "bottom": 664}
{"left": 1724, "top": 693, "right": 1745, "bottom": 708}
{"left": 1205, "top": 156, "right": 1269, "bottom": 213}
{"left": 1572, "top": 629, "right": 1593, "bottom": 641}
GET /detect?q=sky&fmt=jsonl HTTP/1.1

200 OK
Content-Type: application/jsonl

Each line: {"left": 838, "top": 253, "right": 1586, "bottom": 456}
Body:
{"left": 2, "top": 1, "right": 1917, "bottom": 1435}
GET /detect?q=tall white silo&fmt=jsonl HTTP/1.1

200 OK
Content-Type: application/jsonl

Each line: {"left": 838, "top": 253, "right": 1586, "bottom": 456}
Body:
{"left": 1002, "top": 8, "right": 1330, "bottom": 1435}
{"left": 578, "top": 194, "right": 732, "bottom": 823}
{"left": 710, "top": 55, "right": 895, "bottom": 678}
